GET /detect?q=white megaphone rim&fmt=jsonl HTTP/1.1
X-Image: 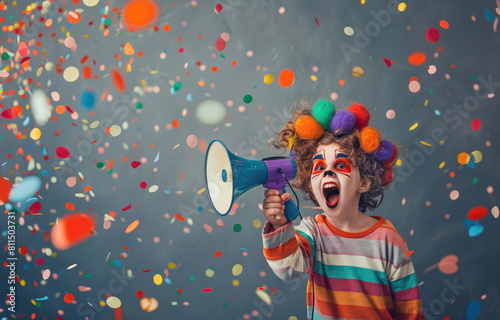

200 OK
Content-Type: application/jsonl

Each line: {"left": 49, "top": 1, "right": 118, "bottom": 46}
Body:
{"left": 205, "top": 139, "right": 234, "bottom": 216}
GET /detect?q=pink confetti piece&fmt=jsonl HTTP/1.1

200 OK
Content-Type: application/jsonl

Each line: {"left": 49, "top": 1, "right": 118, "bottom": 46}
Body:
{"left": 202, "top": 288, "right": 212, "bottom": 292}
{"left": 122, "top": 204, "right": 131, "bottom": 212}
{"left": 314, "top": 17, "right": 321, "bottom": 26}
{"left": 56, "top": 146, "right": 71, "bottom": 159}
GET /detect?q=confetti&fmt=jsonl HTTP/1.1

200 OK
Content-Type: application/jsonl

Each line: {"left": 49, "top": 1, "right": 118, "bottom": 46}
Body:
{"left": 51, "top": 212, "right": 96, "bottom": 250}
{"left": 125, "top": 220, "right": 140, "bottom": 233}
{"left": 278, "top": 69, "right": 295, "bottom": 88}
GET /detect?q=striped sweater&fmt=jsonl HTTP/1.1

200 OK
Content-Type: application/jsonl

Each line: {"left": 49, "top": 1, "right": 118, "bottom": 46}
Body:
{"left": 262, "top": 214, "right": 425, "bottom": 320}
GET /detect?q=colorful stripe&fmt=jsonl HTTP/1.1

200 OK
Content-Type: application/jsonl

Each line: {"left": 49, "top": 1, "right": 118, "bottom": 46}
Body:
{"left": 262, "top": 214, "right": 425, "bottom": 319}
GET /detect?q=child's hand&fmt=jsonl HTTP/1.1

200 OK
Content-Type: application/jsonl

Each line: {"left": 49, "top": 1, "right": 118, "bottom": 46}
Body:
{"left": 263, "top": 189, "right": 290, "bottom": 230}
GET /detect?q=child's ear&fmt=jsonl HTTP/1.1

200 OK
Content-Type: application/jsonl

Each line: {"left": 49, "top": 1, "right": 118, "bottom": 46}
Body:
{"left": 358, "top": 176, "right": 371, "bottom": 194}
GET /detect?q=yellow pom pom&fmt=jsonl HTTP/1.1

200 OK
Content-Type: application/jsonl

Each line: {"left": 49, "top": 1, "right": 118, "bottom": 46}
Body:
{"left": 294, "top": 116, "right": 324, "bottom": 140}
{"left": 287, "top": 135, "right": 296, "bottom": 149}
{"left": 360, "top": 126, "right": 381, "bottom": 152}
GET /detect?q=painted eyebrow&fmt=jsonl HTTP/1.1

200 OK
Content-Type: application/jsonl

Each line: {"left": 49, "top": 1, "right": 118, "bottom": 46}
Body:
{"left": 336, "top": 153, "right": 348, "bottom": 159}
{"left": 313, "top": 154, "right": 324, "bottom": 160}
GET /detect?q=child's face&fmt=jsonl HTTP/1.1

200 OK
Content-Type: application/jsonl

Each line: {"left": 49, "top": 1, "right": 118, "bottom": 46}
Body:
{"left": 310, "top": 143, "right": 367, "bottom": 214}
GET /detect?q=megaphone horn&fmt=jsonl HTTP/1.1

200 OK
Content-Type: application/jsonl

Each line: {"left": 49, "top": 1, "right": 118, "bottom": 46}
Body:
{"left": 204, "top": 139, "right": 301, "bottom": 221}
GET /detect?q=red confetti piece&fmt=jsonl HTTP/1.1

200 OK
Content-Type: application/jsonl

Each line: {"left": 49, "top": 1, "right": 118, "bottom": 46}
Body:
{"left": 142, "top": 269, "right": 152, "bottom": 273}
{"left": 131, "top": 161, "right": 142, "bottom": 168}
{"left": 122, "top": 204, "right": 132, "bottom": 212}
{"left": 1, "top": 108, "right": 20, "bottom": 120}
{"left": 214, "top": 251, "right": 222, "bottom": 258}
{"left": 215, "top": 38, "right": 226, "bottom": 51}
{"left": 202, "top": 288, "right": 212, "bottom": 292}
{"left": 383, "top": 57, "right": 394, "bottom": 67}
{"left": 20, "top": 246, "right": 28, "bottom": 255}
{"left": 178, "top": 289, "right": 183, "bottom": 294}
{"left": 36, "top": 258, "right": 44, "bottom": 265}
{"left": 110, "top": 67, "right": 127, "bottom": 93}
{"left": 425, "top": 27, "right": 440, "bottom": 43}
{"left": 471, "top": 119, "right": 481, "bottom": 131}
{"left": 314, "top": 17, "right": 321, "bottom": 26}
{"left": 467, "top": 206, "right": 488, "bottom": 221}
{"left": 257, "top": 287, "right": 265, "bottom": 290}
{"left": 408, "top": 52, "right": 426, "bottom": 66}
{"left": 172, "top": 120, "right": 179, "bottom": 128}
{"left": 140, "top": 181, "right": 147, "bottom": 189}
{"left": 174, "top": 213, "right": 185, "bottom": 221}
{"left": 136, "top": 290, "right": 144, "bottom": 298}
{"left": 29, "top": 202, "right": 41, "bottom": 214}
{"left": 404, "top": 250, "right": 414, "bottom": 258}
{"left": 215, "top": 3, "right": 223, "bottom": 12}
{"left": 56, "top": 146, "right": 71, "bottom": 159}
{"left": 64, "top": 293, "right": 74, "bottom": 304}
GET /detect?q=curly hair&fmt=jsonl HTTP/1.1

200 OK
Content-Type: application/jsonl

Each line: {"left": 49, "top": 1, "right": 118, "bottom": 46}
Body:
{"left": 269, "top": 98, "right": 399, "bottom": 213}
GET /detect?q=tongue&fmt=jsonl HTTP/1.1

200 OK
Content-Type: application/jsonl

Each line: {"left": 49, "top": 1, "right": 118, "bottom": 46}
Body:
{"left": 327, "top": 194, "right": 339, "bottom": 205}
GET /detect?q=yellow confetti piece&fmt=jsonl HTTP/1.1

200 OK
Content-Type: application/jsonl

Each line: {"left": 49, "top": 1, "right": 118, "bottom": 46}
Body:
{"left": 471, "top": 150, "right": 483, "bottom": 163}
{"left": 395, "top": 159, "right": 402, "bottom": 166}
{"left": 197, "top": 188, "right": 206, "bottom": 194}
{"left": 409, "top": 123, "right": 418, "bottom": 131}
{"left": 420, "top": 141, "right": 432, "bottom": 147}
{"left": 424, "top": 99, "right": 428, "bottom": 106}
{"left": 173, "top": 144, "right": 180, "bottom": 149}
{"left": 30, "top": 127, "right": 41, "bottom": 140}
{"left": 168, "top": 262, "right": 176, "bottom": 269}
{"left": 311, "top": 75, "right": 317, "bottom": 82}
{"left": 439, "top": 161, "right": 445, "bottom": 169}
{"left": 253, "top": 219, "right": 262, "bottom": 228}
{"left": 153, "top": 274, "right": 163, "bottom": 285}
{"left": 398, "top": 2, "right": 407, "bottom": 11}
{"left": 232, "top": 280, "right": 240, "bottom": 286}
{"left": 232, "top": 264, "right": 243, "bottom": 276}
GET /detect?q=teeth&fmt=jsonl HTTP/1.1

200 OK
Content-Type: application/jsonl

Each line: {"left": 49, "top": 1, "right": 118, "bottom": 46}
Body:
{"left": 323, "top": 183, "right": 338, "bottom": 189}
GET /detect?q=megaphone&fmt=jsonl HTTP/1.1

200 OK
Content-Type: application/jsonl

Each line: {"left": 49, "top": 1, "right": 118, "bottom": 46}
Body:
{"left": 204, "top": 139, "right": 301, "bottom": 221}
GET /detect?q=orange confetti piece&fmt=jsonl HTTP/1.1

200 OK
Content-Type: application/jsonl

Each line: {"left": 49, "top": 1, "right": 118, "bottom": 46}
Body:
{"left": 174, "top": 213, "right": 185, "bottom": 221}
{"left": 405, "top": 250, "right": 414, "bottom": 258}
{"left": 64, "top": 293, "right": 74, "bottom": 303}
{"left": 125, "top": 220, "right": 140, "bottom": 233}
{"left": 65, "top": 203, "right": 75, "bottom": 210}
{"left": 124, "top": 42, "right": 135, "bottom": 55}
{"left": 214, "top": 251, "right": 222, "bottom": 258}
{"left": 84, "top": 186, "right": 92, "bottom": 193}
{"left": 106, "top": 159, "right": 115, "bottom": 171}
{"left": 172, "top": 120, "right": 179, "bottom": 128}
{"left": 408, "top": 52, "right": 426, "bottom": 66}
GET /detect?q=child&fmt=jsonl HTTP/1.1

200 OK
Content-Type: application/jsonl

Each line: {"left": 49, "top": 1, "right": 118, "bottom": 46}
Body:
{"left": 261, "top": 99, "right": 425, "bottom": 319}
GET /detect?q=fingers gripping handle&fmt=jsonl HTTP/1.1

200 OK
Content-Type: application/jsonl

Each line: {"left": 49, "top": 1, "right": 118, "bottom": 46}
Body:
{"left": 274, "top": 187, "right": 300, "bottom": 221}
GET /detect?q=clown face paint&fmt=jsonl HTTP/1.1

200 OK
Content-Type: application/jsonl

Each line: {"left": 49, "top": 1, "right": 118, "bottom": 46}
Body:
{"left": 311, "top": 143, "right": 365, "bottom": 214}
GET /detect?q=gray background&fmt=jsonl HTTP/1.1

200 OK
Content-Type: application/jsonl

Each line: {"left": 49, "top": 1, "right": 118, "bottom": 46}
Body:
{"left": 1, "top": 0, "right": 500, "bottom": 319}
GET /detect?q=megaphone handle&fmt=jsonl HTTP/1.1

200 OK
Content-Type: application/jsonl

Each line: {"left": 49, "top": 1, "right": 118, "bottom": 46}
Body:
{"left": 275, "top": 187, "right": 300, "bottom": 221}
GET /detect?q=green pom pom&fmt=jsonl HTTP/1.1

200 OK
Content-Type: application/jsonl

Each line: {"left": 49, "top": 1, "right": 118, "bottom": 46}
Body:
{"left": 312, "top": 100, "right": 336, "bottom": 130}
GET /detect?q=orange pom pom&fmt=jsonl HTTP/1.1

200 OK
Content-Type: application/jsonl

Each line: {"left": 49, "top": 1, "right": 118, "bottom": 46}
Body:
{"left": 294, "top": 116, "right": 324, "bottom": 140}
{"left": 360, "top": 126, "right": 381, "bottom": 152}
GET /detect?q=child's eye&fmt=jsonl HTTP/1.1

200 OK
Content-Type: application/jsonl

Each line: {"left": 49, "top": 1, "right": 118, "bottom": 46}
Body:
{"left": 335, "top": 162, "right": 346, "bottom": 169}
{"left": 316, "top": 164, "right": 325, "bottom": 171}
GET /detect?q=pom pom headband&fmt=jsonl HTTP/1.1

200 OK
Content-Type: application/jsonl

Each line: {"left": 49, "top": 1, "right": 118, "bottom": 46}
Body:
{"left": 291, "top": 99, "right": 397, "bottom": 183}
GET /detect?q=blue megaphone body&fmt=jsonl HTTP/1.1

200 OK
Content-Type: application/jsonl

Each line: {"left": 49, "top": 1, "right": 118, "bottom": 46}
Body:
{"left": 204, "top": 139, "right": 300, "bottom": 221}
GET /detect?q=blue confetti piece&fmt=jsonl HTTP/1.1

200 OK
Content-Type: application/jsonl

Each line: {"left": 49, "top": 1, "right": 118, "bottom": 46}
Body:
{"left": 164, "top": 190, "right": 171, "bottom": 194}
{"left": 252, "top": 85, "right": 258, "bottom": 90}
{"left": 435, "top": 109, "right": 441, "bottom": 116}
{"left": 238, "top": 248, "right": 249, "bottom": 251}
{"left": 466, "top": 299, "right": 482, "bottom": 320}
{"left": 154, "top": 152, "right": 160, "bottom": 162}
{"left": 466, "top": 153, "right": 476, "bottom": 169}
{"left": 163, "top": 48, "right": 168, "bottom": 55}
{"left": 23, "top": 116, "right": 30, "bottom": 126}
{"left": 41, "top": 146, "right": 47, "bottom": 155}
{"left": 463, "top": 217, "right": 479, "bottom": 230}
{"left": 165, "top": 277, "right": 172, "bottom": 284}
{"left": 186, "top": 93, "right": 194, "bottom": 102}
{"left": 113, "top": 260, "right": 122, "bottom": 267}
{"left": 484, "top": 7, "right": 496, "bottom": 22}
{"left": 1, "top": 162, "right": 7, "bottom": 166}
{"left": 468, "top": 224, "right": 484, "bottom": 237}
{"left": 197, "top": 206, "right": 203, "bottom": 211}
{"left": 36, "top": 296, "right": 49, "bottom": 301}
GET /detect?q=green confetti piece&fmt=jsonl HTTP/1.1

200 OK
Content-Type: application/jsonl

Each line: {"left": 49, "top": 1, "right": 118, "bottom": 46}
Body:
{"left": 136, "top": 102, "right": 143, "bottom": 109}
{"left": 233, "top": 223, "right": 242, "bottom": 233}
{"left": 429, "top": 89, "right": 433, "bottom": 95}
{"left": 190, "top": 275, "right": 195, "bottom": 281}
{"left": 105, "top": 18, "right": 112, "bottom": 26}
{"left": 173, "top": 82, "right": 182, "bottom": 91}
{"left": 1, "top": 52, "right": 10, "bottom": 60}
{"left": 96, "top": 162, "right": 104, "bottom": 168}
{"left": 83, "top": 274, "right": 91, "bottom": 278}
{"left": 220, "top": 54, "right": 225, "bottom": 58}
{"left": 243, "top": 95, "right": 252, "bottom": 104}
{"left": 470, "top": 76, "right": 477, "bottom": 80}
{"left": 472, "top": 177, "right": 478, "bottom": 184}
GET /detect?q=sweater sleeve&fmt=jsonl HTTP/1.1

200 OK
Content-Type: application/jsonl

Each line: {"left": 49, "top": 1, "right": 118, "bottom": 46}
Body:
{"left": 262, "top": 217, "right": 316, "bottom": 281}
{"left": 388, "top": 240, "right": 426, "bottom": 320}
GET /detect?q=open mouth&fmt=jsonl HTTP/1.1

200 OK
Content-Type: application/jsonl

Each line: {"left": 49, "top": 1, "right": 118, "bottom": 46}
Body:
{"left": 322, "top": 182, "right": 339, "bottom": 208}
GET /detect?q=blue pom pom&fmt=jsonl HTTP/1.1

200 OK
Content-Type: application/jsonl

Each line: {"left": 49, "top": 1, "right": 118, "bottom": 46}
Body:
{"left": 330, "top": 110, "right": 356, "bottom": 134}
{"left": 374, "top": 140, "right": 394, "bottom": 161}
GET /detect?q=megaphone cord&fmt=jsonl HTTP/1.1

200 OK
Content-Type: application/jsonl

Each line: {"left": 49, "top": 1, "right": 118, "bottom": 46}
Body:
{"left": 277, "top": 169, "right": 303, "bottom": 221}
